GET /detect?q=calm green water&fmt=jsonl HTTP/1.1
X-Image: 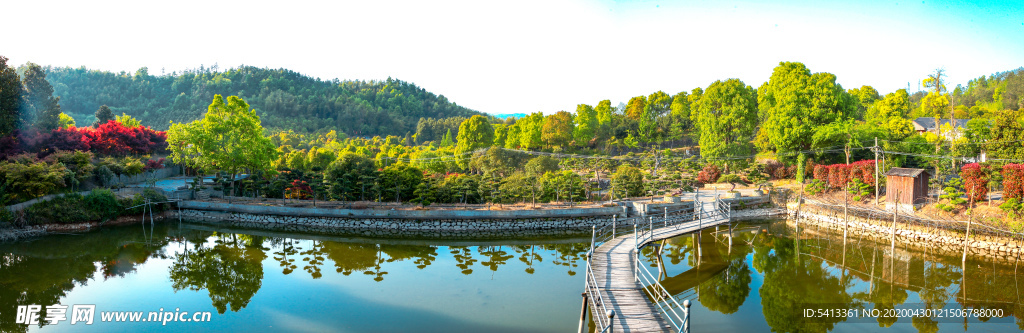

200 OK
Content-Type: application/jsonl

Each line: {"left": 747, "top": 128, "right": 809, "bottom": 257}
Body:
{"left": 0, "top": 222, "right": 590, "bottom": 332}
{"left": 640, "top": 220, "right": 1024, "bottom": 332}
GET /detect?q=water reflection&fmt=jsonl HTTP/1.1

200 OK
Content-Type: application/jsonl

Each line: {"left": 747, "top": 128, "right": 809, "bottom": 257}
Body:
{"left": 641, "top": 220, "right": 1024, "bottom": 332}
{"left": 0, "top": 222, "right": 590, "bottom": 332}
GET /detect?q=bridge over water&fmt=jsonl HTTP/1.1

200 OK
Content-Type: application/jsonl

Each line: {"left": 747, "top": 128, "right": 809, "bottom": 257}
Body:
{"left": 582, "top": 193, "right": 734, "bottom": 332}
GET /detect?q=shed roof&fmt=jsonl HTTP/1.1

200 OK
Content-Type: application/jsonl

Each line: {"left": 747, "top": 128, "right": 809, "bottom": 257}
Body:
{"left": 884, "top": 168, "right": 929, "bottom": 178}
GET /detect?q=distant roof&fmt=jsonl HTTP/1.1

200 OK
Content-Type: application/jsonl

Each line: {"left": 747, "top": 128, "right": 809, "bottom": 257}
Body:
{"left": 884, "top": 168, "right": 929, "bottom": 178}
{"left": 912, "top": 118, "right": 970, "bottom": 131}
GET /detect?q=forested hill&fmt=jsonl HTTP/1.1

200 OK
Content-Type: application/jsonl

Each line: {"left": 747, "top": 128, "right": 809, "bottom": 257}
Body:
{"left": 39, "top": 65, "right": 485, "bottom": 135}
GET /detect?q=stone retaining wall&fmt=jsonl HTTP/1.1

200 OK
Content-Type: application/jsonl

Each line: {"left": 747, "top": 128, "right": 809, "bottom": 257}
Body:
{"left": 791, "top": 203, "right": 1022, "bottom": 261}
{"left": 177, "top": 208, "right": 619, "bottom": 239}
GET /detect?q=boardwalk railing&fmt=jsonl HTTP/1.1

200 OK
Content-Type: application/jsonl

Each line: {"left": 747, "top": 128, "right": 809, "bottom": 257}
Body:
{"left": 583, "top": 205, "right": 693, "bottom": 332}
{"left": 583, "top": 197, "right": 732, "bottom": 333}
{"left": 630, "top": 196, "right": 731, "bottom": 333}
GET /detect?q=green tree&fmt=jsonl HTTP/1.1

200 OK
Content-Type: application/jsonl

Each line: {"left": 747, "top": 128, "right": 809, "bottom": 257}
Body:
{"left": 758, "top": 62, "right": 855, "bottom": 161}
{"left": 93, "top": 105, "right": 114, "bottom": 127}
{"left": 166, "top": 95, "right": 278, "bottom": 196}
{"left": 541, "top": 111, "right": 574, "bottom": 148}
{"left": 517, "top": 112, "right": 544, "bottom": 150}
{"left": 21, "top": 63, "right": 62, "bottom": 131}
{"left": 696, "top": 79, "right": 758, "bottom": 171}
{"left": 524, "top": 155, "right": 559, "bottom": 176}
{"left": 611, "top": 165, "right": 645, "bottom": 198}
{"left": 115, "top": 112, "right": 141, "bottom": 128}
{"left": 594, "top": 99, "right": 614, "bottom": 140}
{"left": 866, "top": 89, "right": 915, "bottom": 140}
{"left": 990, "top": 109, "right": 1024, "bottom": 160}
{"left": 58, "top": 113, "right": 75, "bottom": 128}
{"left": 848, "top": 85, "right": 880, "bottom": 119}
{"left": 379, "top": 164, "right": 423, "bottom": 202}
{"left": 455, "top": 115, "right": 494, "bottom": 165}
{"left": 573, "top": 104, "right": 597, "bottom": 146}
{"left": 0, "top": 56, "right": 22, "bottom": 136}
{"left": 666, "top": 91, "right": 692, "bottom": 140}
{"left": 625, "top": 95, "right": 647, "bottom": 120}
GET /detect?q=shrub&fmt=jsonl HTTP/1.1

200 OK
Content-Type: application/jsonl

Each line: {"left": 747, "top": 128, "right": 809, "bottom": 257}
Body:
{"left": 81, "top": 189, "right": 121, "bottom": 220}
{"left": 806, "top": 179, "right": 826, "bottom": 195}
{"left": 1004, "top": 164, "right": 1024, "bottom": 200}
{"left": 696, "top": 164, "right": 722, "bottom": 185}
{"left": 849, "top": 160, "right": 876, "bottom": 186}
{"left": 813, "top": 164, "right": 829, "bottom": 181}
{"left": 763, "top": 160, "right": 793, "bottom": 180}
{"left": 961, "top": 163, "right": 988, "bottom": 201}
{"left": 0, "top": 158, "right": 71, "bottom": 202}
{"left": 24, "top": 193, "right": 92, "bottom": 224}
{"left": 825, "top": 164, "right": 850, "bottom": 190}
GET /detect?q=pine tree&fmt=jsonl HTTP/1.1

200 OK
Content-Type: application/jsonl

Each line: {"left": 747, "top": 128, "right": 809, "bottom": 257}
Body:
{"left": 0, "top": 56, "right": 22, "bottom": 136}
{"left": 94, "top": 105, "right": 114, "bottom": 127}
{"left": 21, "top": 63, "right": 62, "bottom": 131}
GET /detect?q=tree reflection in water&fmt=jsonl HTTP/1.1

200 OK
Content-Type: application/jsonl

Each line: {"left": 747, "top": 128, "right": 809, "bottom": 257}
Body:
{"left": 169, "top": 232, "right": 267, "bottom": 314}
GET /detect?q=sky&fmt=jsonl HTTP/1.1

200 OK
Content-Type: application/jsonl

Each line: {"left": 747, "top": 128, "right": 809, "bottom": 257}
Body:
{"left": 2, "top": 0, "right": 1023, "bottom": 115}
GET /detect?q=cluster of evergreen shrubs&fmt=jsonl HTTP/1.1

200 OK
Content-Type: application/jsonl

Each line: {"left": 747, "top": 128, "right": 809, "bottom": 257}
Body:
{"left": 17, "top": 188, "right": 169, "bottom": 225}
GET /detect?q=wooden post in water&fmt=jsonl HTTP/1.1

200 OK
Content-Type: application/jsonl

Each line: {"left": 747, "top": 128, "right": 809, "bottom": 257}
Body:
{"left": 891, "top": 190, "right": 900, "bottom": 256}
{"left": 577, "top": 292, "right": 589, "bottom": 333}
{"left": 962, "top": 190, "right": 975, "bottom": 264}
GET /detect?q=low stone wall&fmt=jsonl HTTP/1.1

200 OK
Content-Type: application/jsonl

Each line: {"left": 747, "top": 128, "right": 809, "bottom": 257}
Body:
{"left": 177, "top": 209, "right": 615, "bottom": 239}
{"left": 791, "top": 203, "right": 1022, "bottom": 260}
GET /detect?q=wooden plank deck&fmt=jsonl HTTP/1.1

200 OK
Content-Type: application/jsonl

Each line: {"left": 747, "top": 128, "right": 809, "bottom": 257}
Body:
{"left": 589, "top": 199, "right": 730, "bottom": 332}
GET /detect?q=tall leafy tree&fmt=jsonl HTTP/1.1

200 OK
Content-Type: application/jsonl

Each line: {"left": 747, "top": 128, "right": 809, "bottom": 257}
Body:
{"left": 455, "top": 115, "right": 494, "bottom": 166}
{"left": 517, "top": 112, "right": 544, "bottom": 150}
{"left": 989, "top": 109, "right": 1024, "bottom": 160}
{"left": 21, "top": 63, "right": 62, "bottom": 131}
{"left": 166, "top": 95, "right": 278, "bottom": 196}
{"left": 541, "top": 111, "right": 574, "bottom": 148}
{"left": 848, "top": 85, "right": 880, "bottom": 119}
{"left": 625, "top": 95, "right": 647, "bottom": 120}
{"left": 573, "top": 104, "right": 597, "bottom": 146}
{"left": 758, "top": 62, "right": 855, "bottom": 161}
{"left": 696, "top": 79, "right": 758, "bottom": 170}
{"left": 0, "top": 56, "right": 22, "bottom": 136}
{"left": 594, "top": 100, "right": 614, "bottom": 140}
{"left": 666, "top": 91, "right": 692, "bottom": 141}
{"left": 866, "top": 89, "right": 915, "bottom": 140}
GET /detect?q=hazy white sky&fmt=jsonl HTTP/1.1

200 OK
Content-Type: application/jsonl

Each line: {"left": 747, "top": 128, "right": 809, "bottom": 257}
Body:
{"left": 3, "top": 0, "right": 1023, "bottom": 115}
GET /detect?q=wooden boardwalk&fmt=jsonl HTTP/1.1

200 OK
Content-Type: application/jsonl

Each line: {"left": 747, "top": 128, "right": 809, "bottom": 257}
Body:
{"left": 588, "top": 199, "right": 731, "bottom": 332}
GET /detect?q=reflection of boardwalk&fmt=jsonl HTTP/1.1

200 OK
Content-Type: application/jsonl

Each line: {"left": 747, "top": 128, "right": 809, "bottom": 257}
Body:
{"left": 589, "top": 198, "right": 731, "bottom": 332}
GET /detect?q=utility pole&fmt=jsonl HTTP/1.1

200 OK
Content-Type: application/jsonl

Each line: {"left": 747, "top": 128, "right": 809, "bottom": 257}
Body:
{"left": 844, "top": 140, "right": 850, "bottom": 239}
{"left": 874, "top": 137, "right": 880, "bottom": 207}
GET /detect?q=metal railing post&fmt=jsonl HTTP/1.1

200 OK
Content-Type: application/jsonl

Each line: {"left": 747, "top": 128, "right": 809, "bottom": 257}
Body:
{"left": 606, "top": 310, "right": 616, "bottom": 333}
{"left": 634, "top": 223, "right": 638, "bottom": 250}
{"left": 683, "top": 299, "right": 691, "bottom": 333}
{"left": 591, "top": 225, "right": 596, "bottom": 252}
{"left": 664, "top": 207, "right": 668, "bottom": 227}
{"left": 649, "top": 216, "right": 653, "bottom": 240}
{"left": 612, "top": 215, "right": 617, "bottom": 239}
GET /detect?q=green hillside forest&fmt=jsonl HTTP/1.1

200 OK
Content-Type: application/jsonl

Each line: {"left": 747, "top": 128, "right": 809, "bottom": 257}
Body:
{"left": 37, "top": 65, "right": 485, "bottom": 135}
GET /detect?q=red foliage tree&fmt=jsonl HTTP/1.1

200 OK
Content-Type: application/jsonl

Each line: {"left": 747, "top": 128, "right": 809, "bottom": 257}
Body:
{"left": 825, "top": 164, "right": 851, "bottom": 189}
{"left": 145, "top": 158, "right": 166, "bottom": 172}
{"left": 697, "top": 164, "right": 722, "bottom": 184}
{"left": 813, "top": 164, "right": 828, "bottom": 181}
{"left": 849, "top": 160, "right": 876, "bottom": 186}
{"left": 1004, "top": 164, "right": 1024, "bottom": 200}
{"left": 960, "top": 163, "right": 988, "bottom": 201}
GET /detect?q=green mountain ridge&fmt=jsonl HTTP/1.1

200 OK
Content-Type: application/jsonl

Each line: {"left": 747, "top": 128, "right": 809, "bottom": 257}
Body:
{"left": 37, "top": 65, "right": 485, "bottom": 135}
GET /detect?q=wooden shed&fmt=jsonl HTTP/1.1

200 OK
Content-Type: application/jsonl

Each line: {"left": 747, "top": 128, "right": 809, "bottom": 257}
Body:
{"left": 884, "top": 168, "right": 930, "bottom": 206}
